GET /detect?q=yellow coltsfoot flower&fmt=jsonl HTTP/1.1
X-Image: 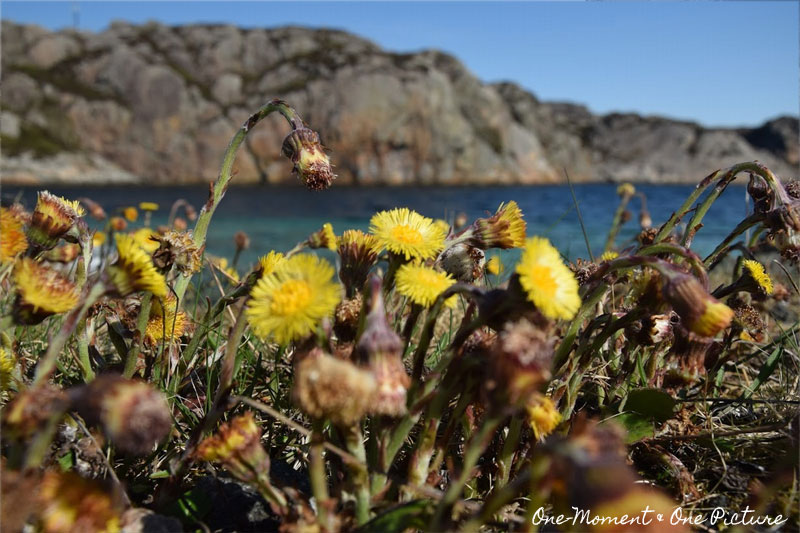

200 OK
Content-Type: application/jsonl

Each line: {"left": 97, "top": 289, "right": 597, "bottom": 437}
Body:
{"left": 307, "top": 222, "right": 337, "bottom": 251}
{"left": 337, "top": 229, "right": 380, "bottom": 296}
{"left": 138, "top": 202, "right": 159, "bottom": 212}
{"left": 395, "top": 263, "right": 457, "bottom": 308}
{"left": 741, "top": 259, "right": 773, "bottom": 295}
{"left": 130, "top": 228, "right": 160, "bottom": 254}
{"left": 598, "top": 250, "right": 619, "bottom": 262}
{"left": 526, "top": 393, "right": 562, "bottom": 440}
{"left": 662, "top": 272, "right": 733, "bottom": 338}
{"left": 145, "top": 293, "right": 189, "bottom": 344}
{"left": 258, "top": 250, "right": 286, "bottom": 278}
{"left": 370, "top": 207, "right": 446, "bottom": 261}
{"left": 0, "top": 207, "right": 28, "bottom": 263}
{"left": 39, "top": 471, "right": 122, "bottom": 533}
{"left": 246, "top": 254, "right": 341, "bottom": 345}
{"left": 122, "top": 206, "right": 138, "bottom": 222}
{"left": 470, "top": 200, "right": 527, "bottom": 249}
{"left": 486, "top": 255, "right": 503, "bottom": 276}
{"left": 12, "top": 258, "right": 80, "bottom": 324}
{"left": 28, "top": 191, "right": 85, "bottom": 250}
{"left": 515, "top": 236, "right": 581, "bottom": 321}
{"left": 107, "top": 234, "right": 167, "bottom": 298}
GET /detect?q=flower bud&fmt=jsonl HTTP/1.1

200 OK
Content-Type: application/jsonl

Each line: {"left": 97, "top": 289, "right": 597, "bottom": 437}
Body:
{"left": 234, "top": 230, "right": 250, "bottom": 252}
{"left": 109, "top": 216, "right": 128, "bottom": 232}
{"left": 28, "top": 191, "right": 85, "bottom": 250}
{"left": 526, "top": 393, "right": 561, "bottom": 440}
{"left": 292, "top": 347, "right": 376, "bottom": 426}
{"left": 281, "top": 127, "right": 336, "bottom": 191}
{"left": 438, "top": 242, "right": 485, "bottom": 282}
{"left": 306, "top": 222, "right": 337, "bottom": 251}
{"left": 72, "top": 375, "right": 172, "bottom": 455}
{"left": 2, "top": 385, "right": 67, "bottom": 440}
{"left": 616, "top": 183, "right": 635, "bottom": 198}
{"left": 78, "top": 197, "right": 107, "bottom": 220}
{"left": 172, "top": 216, "right": 188, "bottom": 231}
{"left": 639, "top": 209, "right": 652, "bottom": 230}
{"left": 337, "top": 229, "right": 380, "bottom": 297}
{"left": 122, "top": 206, "right": 138, "bottom": 222}
{"left": 195, "top": 412, "right": 271, "bottom": 484}
{"left": 355, "top": 278, "right": 409, "bottom": 416}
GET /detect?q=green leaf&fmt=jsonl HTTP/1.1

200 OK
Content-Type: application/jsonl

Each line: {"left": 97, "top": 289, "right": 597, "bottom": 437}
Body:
{"left": 612, "top": 413, "right": 656, "bottom": 444}
{"left": 356, "top": 500, "right": 434, "bottom": 533}
{"left": 163, "top": 486, "right": 213, "bottom": 524}
{"left": 57, "top": 451, "right": 74, "bottom": 471}
{"left": 625, "top": 388, "right": 676, "bottom": 423}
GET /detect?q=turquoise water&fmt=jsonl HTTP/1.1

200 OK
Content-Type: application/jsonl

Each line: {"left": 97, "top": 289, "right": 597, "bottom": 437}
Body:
{"left": 3, "top": 184, "right": 751, "bottom": 268}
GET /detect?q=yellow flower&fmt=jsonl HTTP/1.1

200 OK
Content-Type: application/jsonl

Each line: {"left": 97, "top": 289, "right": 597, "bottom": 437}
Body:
{"left": 598, "top": 250, "right": 619, "bottom": 262}
{"left": 338, "top": 230, "right": 380, "bottom": 296}
{"left": 370, "top": 207, "right": 446, "bottom": 261}
{"left": 395, "top": 263, "right": 457, "bottom": 308}
{"left": 195, "top": 412, "right": 274, "bottom": 484}
{"left": 471, "top": 201, "right": 527, "bottom": 249}
{"left": 617, "top": 183, "right": 636, "bottom": 197}
{"left": 742, "top": 259, "right": 773, "bottom": 295}
{"left": 307, "top": 223, "right": 337, "bottom": 251}
{"left": 515, "top": 237, "right": 581, "bottom": 320}
{"left": 122, "top": 206, "right": 138, "bottom": 222}
{"left": 145, "top": 294, "right": 189, "bottom": 344}
{"left": 0, "top": 207, "right": 28, "bottom": 263}
{"left": 526, "top": 394, "right": 561, "bottom": 440}
{"left": 131, "top": 228, "right": 160, "bottom": 253}
{"left": 694, "top": 301, "right": 735, "bottom": 338}
{"left": 258, "top": 250, "right": 286, "bottom": 277}
{"left": 663, "top": 272, "right": 733, "bottom": 338}
{"left": 29, "top": 191, "right": 85, "bottom": 249}
{"left": 138, "top": 202, "right": 159, "bottom": 212}
{"left": 39, "top": 471, "right": 121, "bottom": 533}
{"left": 0, "top": 347, "right": 16, "bottom": 391}
{"left": 92, "top": 231, "right": 106, "bottom": 247}
{"left": 433, "top": 219, "right": 451, "bottom": 237}
{"left": 108, "top": 234, "right": 167, "bottom": 298}
{"left": 246, "top": 254, "right": 342, "bottom": 345}
{"left": 486, "top": 255, "right": 503, "bottom": 276}
{"left": 13, "top": 258, "right": 80, "bottom": 324}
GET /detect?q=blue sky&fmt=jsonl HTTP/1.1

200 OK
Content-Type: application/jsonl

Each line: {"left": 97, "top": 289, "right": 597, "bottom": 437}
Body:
{"left": 3, "top": 1, "right": 798, "bottom": 127}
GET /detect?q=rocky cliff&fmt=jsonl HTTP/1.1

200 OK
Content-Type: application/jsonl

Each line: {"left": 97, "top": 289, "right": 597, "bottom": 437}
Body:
{"left": 1, "top": 20, "right": 797, "bottom": 186}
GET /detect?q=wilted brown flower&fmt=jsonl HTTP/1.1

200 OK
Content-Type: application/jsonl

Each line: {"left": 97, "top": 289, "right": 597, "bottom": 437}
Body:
{"left": 38, "top": 471, "right": 122, "bottom": 533}
{"left": 334, "top": 294, "right": 363, "bottom": 342}
{"left": 292, "top": 348, "right": 376, "bottom": 426}
{"left": 438, "top": 242, "right": 485, "bottom": 282}
{"left": 72, "top": 375, "right": 172, "bottom": 455}
{"left": 487, "top": 319, "right": 554, "bottom": 408}
{"left": 151, "top": 230, "right": 203, "bottom": 275}
{"left": 281, "top": 127, "right": 336, "bottom": 191}
{"left": 2, "top": 384, "right": 68, "bottom": 440}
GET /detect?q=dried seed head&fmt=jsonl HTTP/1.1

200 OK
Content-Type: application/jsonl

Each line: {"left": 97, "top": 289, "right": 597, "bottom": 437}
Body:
{"left": 292, "top": 348, "right": 376, "bottom": 426}
{"left": 469, "top": 201, "right": 526, "bottom": 250}
{"left": 662, "top": 272, "right": 733, "bottom": 338}
{"left": 355, "top": 278, "right": 409, "bottom": 416}
{"left": 195, "top": 412, "right": 271, "bottom": 484}
{"left": 786, "top": 180, "right": 800, "bottom": 200}
{"left": 281, "top": 127, "right": 336, "bottom": 191}
{"left": 488, "top": 319, "right": 554, "bottom": 408}
{"left": 637, "top": 227, "right": 658, "bottom": 246}
{"left": 569, "top": 258, "right": 600, "bottom": 286}
{"left": 438, "top": 242, "right": 485, "bottom": 282}
{"left": 151, "top": 230, "right": 203, "bottom": 275}
{"left": 2, "top": 385, "right": 68, "bottom": 440}
{"left": 73, "top": 375, "right": 172, "bottom": 456}
{"left": 642, "top": 313, "right": 674, "bottom": 345}
{"left": 28, "top": 191, "right": 85, "bottom": 250}
{"left": 38, "top": 471, "right": 122, "bottom": 533}
{"left": 333, "top": 294, "right": 363, "bottom": 342}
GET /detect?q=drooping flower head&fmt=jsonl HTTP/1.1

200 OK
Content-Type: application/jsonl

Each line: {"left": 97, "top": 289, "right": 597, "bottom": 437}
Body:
{"left": 337, "top": 229, "right": 380, "bottom": 296}
{"left": 195, "top": 412, "right": 273, "bottom": 485}
{"left": 72, "top": 375, "right": 172, "bottom": 456}
{"left": 470, "top": 201, "right": 527, "bottom": 249}
{"left": 515, "top": 237, "right": 581, "bottom": 321}
{"left": 281, "top": 127, "right": 336, "bottom": 191}
{"left": 38, "top": 471, "right": 122, "bottom": 533}
{"left": 741, "top": 259, "right": 773, "bottom": 295}
{"left": 107, "top": 234, "right": 167, "bottom": 298}
{"left": 662, "top": 271, "right": 733, "bottom": 338}
{"left": 28, "top": 191, "right": 85, "bottom": 250}
{"left": 395, "top": 263, "right": 457, "bottom": 308}
{"left": 145, "top": 293, "right": 189, "bottom": 345}
{"left": 370, "top": 208, "right": 446, "bottom": 261}
{"left": 13, "top": 258, "right": 80, "bottom": 324}
{"left": 307, "top": 222, "right": 337, "bottom": 251}
{"left": 0, "top": 207, "right": 28, "bottom": 263}
{"left": 246, "top": 254, "right": 341, "bottom": 345}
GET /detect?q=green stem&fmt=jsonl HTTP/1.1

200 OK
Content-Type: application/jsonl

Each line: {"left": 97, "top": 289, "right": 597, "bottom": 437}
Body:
{"left": 174, "top": 100, "right": 302, "bottom": 303}
{"left": 495, "top": 415, "right": 523, "bottom": 488}
{"left": 123, "top": 293, "right": 152, "bottom": 378}
{"left": 33, "top": 283, "right": 105, "bottom": 385}
{"left": 76, "top": 318, "right": 95, "bottom": 382}
{"left": 604, "top": 195, "right": 632, "bottom": 252}
{"left": 343, "top": 424, "right": 371, "bottom": 525}
{"left": 310, "top": 419, "right": 332, "bottom": 531}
